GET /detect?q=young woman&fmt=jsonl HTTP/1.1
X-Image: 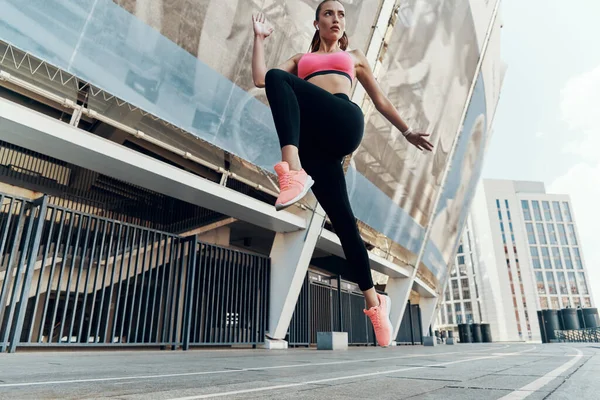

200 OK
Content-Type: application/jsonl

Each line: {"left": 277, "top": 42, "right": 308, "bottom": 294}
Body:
{"left": 251, "top": 0, "right": 433, "bottom": 347}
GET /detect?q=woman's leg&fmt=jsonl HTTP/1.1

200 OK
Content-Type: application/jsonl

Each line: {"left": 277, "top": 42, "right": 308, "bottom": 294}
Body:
{"left": 301, "top": 157, "right": 393, "bottom": 347}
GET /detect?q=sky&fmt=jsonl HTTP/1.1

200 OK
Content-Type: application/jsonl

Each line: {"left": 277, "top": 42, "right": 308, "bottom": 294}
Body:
{"left": 482, "top": 0, "right": 600, "bottom": 304}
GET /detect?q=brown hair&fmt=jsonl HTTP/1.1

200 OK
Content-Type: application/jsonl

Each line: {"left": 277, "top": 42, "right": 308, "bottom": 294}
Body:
{"left": 309, "top": 0, "right": 349, "bottom": 53}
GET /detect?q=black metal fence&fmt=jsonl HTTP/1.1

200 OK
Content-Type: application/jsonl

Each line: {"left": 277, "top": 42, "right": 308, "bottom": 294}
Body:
{"left": 288, "top": 273, "right": 376, "bottom": 346}
{"left": 396, "top": 303, "right": 423, "bottom": 345}
{"left": 555, "top": 328, "right": 600, "bottom": 343}
{"left": 288, "top": 272, "right": 423, "bottom": 347}
{"left": 0, "top": 193, "right": 270, "bottom": 352}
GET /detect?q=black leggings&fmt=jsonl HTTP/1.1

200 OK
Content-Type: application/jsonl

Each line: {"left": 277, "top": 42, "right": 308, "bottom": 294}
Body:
{"left": 265, "top": 69, "right": 374, "bottom": 291}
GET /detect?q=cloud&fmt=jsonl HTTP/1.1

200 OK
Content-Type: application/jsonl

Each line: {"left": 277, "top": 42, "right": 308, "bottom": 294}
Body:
{"left": 549, "top": 64, "right": 600, "bottom": 304}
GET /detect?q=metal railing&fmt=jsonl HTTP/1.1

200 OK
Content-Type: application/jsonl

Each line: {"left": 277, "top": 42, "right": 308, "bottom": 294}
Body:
{"left": 0, "top": 193, "right": 270, "bottom": 352}
{"left": 396, "top": 303, "right": 423, "bottom": 345}
{"left": 555, "top": 327, "right": 600, "bottom": 343}
{"left": 288, "top": 272, "right": 385, "bottom": 347}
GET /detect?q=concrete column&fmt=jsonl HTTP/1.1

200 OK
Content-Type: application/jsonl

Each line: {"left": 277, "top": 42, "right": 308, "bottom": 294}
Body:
{"left": 267, "top": 204, "right": 326, "bottom": 342}
{"left": 419, "top": 295, "right": 439, "bottom": 336}
{"left": 386, "top": 276, "right": 413, "bottom": 337}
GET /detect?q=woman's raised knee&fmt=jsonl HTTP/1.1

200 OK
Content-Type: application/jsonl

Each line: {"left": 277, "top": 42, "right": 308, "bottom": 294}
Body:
{"left": 265, "top": 68, "right": 289, "bottom": 87}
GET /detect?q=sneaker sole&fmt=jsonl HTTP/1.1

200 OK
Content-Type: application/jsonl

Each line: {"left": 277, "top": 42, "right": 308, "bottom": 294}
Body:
{"left": 382, "top": 294, "right": 393, "bottom": 347}
{"left": 275, "top": 176, "right": 314, "bottom": 211}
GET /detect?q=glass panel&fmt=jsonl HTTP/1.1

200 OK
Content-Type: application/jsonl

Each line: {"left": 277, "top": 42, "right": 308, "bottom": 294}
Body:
{"left": 455, "top": 303, "right": 462, "bottom": 313}
{"left": 458, "top": 244, "right": 464, "bottom": 254}
{"left": 557, "top": 272, "right": 568, "bottom": 295}
{"left": 584, "top": 298, "right": 592, "bottom": 308}
{"left": 563, "top": 247, "right": 573, "bottom": 269}
{"left": 552, "top": 247, "right": 563, "bottom": 269}
{"left": 445, "top": 287, "right": 451, "bottom": 301}
{"left": 530, "top": 247, "right": 541, "bottom": 269}
{"left": 563, "top": 202, "right": 573, "bottom": 222}
{"left": 558, "top": 224, "right": 568, "bottom": 245}
{"left": 568, "top": 225, "right": 578, "bottom": 245}
{"left": 496, "top": 199, "right": 501, "bottom": 208}
{"left": 526, "top": 223, "right": 536, "bottom": 244}
{"left": 568, "top": 272, "right": 578, "bottom": 294}
{"left": 550, "top": 297, "right": 560, "bottom": 310}
{"left": 541, "top": 247, "right": 552, "bottom": 269}
{"left": 573, "top": 248, "right": 583, "bottom": 269}
{"left": 562, "top": 297, "right": 571, "bottom": 308}
{"left": 452, "top": 280, "right": 460, "bottom": 299}
{"left": 578, "top": 272, "right": 589, "bottom": 295}
{"left": 457, "top": 255, "right": 465, "bottom": 265}
{"left": 553, "top": 201, "right": 563, "bottom": 222}
{"left": 447, "top": 304, "right": 454, "bottom": 325}
{"left": 536, "top": 223, "right": 547, "bottom": 244}
{"left": 540, "top": 297, "right": 548, "bottom": 309}
{"left": 535, "top": 271, "right": 546, "bottom": 294}
{"left": 543, "top": 201, "right": 552, "bottom": 220}
{"left": 461, "top": 278, "right": 470, "bottom": 300}
{"left": 574, "top": 297, "right": 581, "bottom": 307}
{"left": 521, "top": 200, "right": 532, "bottom": 221}
{"left": 532, "top": 201, "right": 542, "bottom": 221}
{"left": 546, "top": 271, "right": 557, "bottom": 295}
{"left": 547, "top": 224, "right": 558, "bottom": 245}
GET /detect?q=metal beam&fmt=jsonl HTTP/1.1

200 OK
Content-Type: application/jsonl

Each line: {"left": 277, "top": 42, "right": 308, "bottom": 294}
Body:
{"left": 0, "top": 97, "right": 306, "bottom": 233}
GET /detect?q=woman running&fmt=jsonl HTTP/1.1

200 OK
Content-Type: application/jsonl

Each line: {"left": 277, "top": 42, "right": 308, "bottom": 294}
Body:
{"left": 251, "top": 0, "right": 433, "bottom": 347}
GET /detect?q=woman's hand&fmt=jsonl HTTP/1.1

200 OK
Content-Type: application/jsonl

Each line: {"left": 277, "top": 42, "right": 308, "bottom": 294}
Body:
{"left": 405, "top": 131, "right": 434, "bottom": 152}
{"left": 252, "top": 13, "right": 273, "bottom": 39}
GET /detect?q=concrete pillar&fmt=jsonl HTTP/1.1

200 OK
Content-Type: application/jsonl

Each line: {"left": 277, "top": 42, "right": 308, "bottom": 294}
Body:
{"left": 386, "top": 276, "right": 413, "bottom": 338}
{"left": 267, "top": 205, "right": 326, "bottom": 342}
{"left": 419, "top": 295, "right": 439, "bottom": 337}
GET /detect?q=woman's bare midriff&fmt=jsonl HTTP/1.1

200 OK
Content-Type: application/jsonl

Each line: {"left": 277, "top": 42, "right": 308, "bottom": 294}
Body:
{"left": 305, "top": 74, "right": 353, "bottom": 96}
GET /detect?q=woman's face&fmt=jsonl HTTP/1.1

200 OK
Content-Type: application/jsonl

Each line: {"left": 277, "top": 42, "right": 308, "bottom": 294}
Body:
{"left": 315, "top": 1, "right": 346, "bottom": 41}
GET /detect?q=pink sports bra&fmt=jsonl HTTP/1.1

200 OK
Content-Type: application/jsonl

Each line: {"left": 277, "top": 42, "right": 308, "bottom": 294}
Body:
{"left": 297, "top": 51, "right": 355, "bottom": 83}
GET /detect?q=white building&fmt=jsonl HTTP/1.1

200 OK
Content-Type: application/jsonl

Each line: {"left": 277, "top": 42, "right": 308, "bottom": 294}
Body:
{"left": 463, "top": 179, "right": 595, "bottom": 342}
{"left": 436, "top": 216, "right": 485, "bottom": 331}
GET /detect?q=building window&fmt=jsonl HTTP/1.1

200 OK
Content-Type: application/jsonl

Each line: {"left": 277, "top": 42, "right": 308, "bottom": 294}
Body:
{"left": 445, "top": 287, "right": 451, "bottom": 302}
{"left": 553, "top": 201, "right": 563, "bottom": 222}
{"left": 540, "top": 297, "right": 549, "bottom": 309}
{"left": 457, "top": 244, "right": 464, "bottom": 254}
{"left": 536, "top": 223, "right": 547, "bottom": 244}
{"left": 450, "top": 263, "right": 457, "bottom": 277}
{"left": 446, "top": 304, "right": 453, "bottom": 325}
{"left": 567, "top": 224, "right": 578, "bottom": 245}
{"left": 461, "top": 278, "right": 470, "bottom": 300}
{"left": 562, "top": 297, "right": 571, "bottom": 308}
{"left": 521, "top": 200, "right": 532, "bottom": 221}
{"left": 573, "top": 248, "right": 583, "bottom": 269}
{"left": 496, "top": 199, "right": 501, "bottom": 208}
{"left": 546, "top": 271, "right": 557, "bottom": 295}
{"left": 557, "top": 271, "right": 568, "bottom": 295}
{"left": 584, "top": 297, "right": 592, "bottom": 308}
{"left": 552, "top": 247, "right": 563, "bottom": 269}
{"left": 455, "top": 302, "right": 462, "bottom": 314}
{"left": 530, "top": 247, "right": 541, "bottom": 269}
{"left": 541, "top": 247, "right": 552, "bottom": 269}
{"left": 578, "top": 272, "right": 589, "bottom": 295}
{"left": 550, "top": 297, "right": 560, "bottom": 310}
{"left": 558, "top": 224, "right": 568, "bottom": 245}
{"left": 535, "top": 271, "right": 546, "bottom": 294}
{"left": 568, "top": 272, "right": 578, "bottom": 294}
{"left": 547, "top": 224, "right": 558, "bottom": 245}
{"left": 526, "top": 223, "right": 536, "bottom": 244}
{"left": 574, "top": 297, "right": 581, "bottom": 308}
{"left": 563, "top": 202, "right": 573, "bottom": 222}
{"left": 532, "top": 201, "right": 543, "bottom": 221}
{"left": 507, "top": 210, "right": 512, "bottom": 220}
{"left": 563, "top": 247, "right": 573, "bottom": 269}
{"left": 543, "top": 201, "right": 552, "bottom": 220}
{"left": 457, "top": 255, "right": 465, "bottom": 265}
{"left": 498, "top": 210, "right": 502, "bottom": 220}
{"left": 452, "top": 280, "right": 460, "bottom": 299}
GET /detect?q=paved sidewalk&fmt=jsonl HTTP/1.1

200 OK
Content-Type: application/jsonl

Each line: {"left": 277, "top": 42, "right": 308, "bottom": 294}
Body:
{"left": 0, "top": 343, "right": 597, "bottom": 399}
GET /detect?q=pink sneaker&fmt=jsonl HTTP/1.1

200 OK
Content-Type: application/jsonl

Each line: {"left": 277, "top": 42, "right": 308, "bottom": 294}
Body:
{"left": 364, "top": 293, "right": 393, "bottom": 347}
{"left": 274, "top": 161, "right": 314, "bottom": 211}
